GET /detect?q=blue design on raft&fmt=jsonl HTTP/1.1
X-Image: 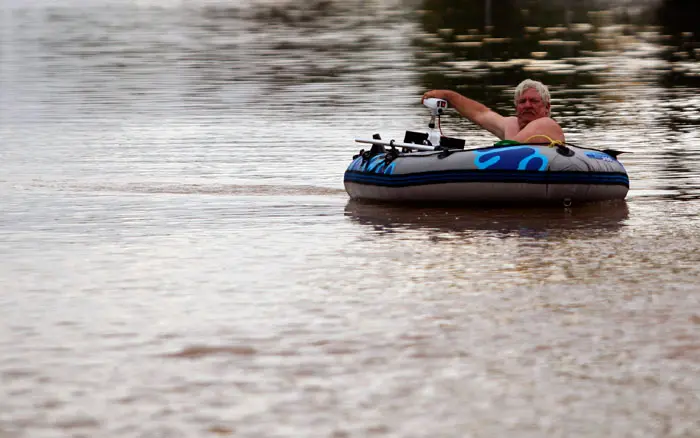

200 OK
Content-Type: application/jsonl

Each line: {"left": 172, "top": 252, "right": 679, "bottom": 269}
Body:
{"left": 474, "top": 146, "right": 549, "bottom": 171}
{"left": 347, "top": 154, "right": 395, "bottom": 175}
{"left": 585, "top": 151, "right": 615, "bottom": 162}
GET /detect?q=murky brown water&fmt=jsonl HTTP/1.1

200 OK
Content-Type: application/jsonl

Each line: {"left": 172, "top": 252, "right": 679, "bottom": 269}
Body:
{"left": 1, "top": 0, "right": 699, "bottom": 437}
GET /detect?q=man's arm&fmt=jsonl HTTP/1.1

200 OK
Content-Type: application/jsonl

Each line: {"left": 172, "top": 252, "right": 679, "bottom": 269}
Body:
{"left": 422, "top": 90, "right": 507, "bottom": 139}
{"left": 510, "top": 118, "right": 565, "bottom": 143}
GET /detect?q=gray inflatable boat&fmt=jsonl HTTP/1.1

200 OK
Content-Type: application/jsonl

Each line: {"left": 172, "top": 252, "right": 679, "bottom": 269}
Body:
{"left": 344, "top": 139, "right": 629, "bottom": 205}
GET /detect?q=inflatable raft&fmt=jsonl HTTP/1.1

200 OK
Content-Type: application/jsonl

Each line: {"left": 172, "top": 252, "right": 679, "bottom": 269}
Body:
{"left": 344, "top": 98, "right": 628, "bottom": 205}
{"left": 344, "top": 139, "right": 629, "bottom": 205}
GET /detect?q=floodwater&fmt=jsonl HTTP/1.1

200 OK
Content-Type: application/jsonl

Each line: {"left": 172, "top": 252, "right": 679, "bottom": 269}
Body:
{"left": 1, "top": 0, "right": 699, "bottom": 437}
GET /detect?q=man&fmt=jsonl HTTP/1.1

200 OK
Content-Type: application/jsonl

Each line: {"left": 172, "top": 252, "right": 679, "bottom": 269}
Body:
{"left": 422, "top": 79, "right": 565, "bottom": 143}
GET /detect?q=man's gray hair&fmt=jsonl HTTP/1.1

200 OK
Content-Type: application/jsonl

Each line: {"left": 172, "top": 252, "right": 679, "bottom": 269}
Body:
{"left": 514, "top": 79, "right": 551, "bottom": 112}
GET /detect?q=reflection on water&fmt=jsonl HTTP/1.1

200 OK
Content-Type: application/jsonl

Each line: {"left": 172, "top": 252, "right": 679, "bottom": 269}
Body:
{"left": 345, "top": 199, "right": 629, "bottom": 236}
{"left": 352, "top": 0, "right": 696, "bottom": 144}
{"left": 1, "top": 1, "right": 700, "bottom": 437}
{"left": 414, "top": 0, "right": 700, "bottom": 136}
{"left": 657, "top": 0, "right": 700, "bottom": 86}
{"left": 409, "top": 0, "right": 700, "bottom": 201}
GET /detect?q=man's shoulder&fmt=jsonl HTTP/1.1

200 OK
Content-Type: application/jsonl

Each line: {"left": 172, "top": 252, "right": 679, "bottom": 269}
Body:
{"left": 513, "top": 116, "right": 565, "bottom": 143}
{"left": 527, "top": 117, "right": 565, "bottom": 136}
{"left": 530, "top": 117, "right": 562, "bottom": 128}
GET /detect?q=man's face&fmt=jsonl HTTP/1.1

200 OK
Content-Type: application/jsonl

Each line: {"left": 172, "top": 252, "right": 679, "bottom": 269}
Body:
{"left": 516, "top": 88, "right": 550, "bottom": 127}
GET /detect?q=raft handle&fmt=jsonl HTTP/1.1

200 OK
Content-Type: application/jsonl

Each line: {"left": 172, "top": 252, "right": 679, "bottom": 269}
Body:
{"left": 556, "top": 145, "right": 575, "bottom": 157}
{"left": 436, "top": 146, "right": 454, "bottom": 159}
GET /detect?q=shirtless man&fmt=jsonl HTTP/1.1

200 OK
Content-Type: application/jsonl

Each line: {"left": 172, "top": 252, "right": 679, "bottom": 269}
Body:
{"left": 422, "top": 79, "right": 565, "bottom": 143}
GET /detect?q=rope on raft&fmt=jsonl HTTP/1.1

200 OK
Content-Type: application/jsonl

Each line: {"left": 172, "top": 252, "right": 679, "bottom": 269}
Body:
{"left": 523, "top": 134, "right": 564, "bottom": 147}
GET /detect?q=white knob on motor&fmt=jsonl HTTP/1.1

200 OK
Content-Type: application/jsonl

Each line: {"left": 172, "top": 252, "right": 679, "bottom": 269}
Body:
{"left": 423, "top": 98, "right": 448, "bottom": 116}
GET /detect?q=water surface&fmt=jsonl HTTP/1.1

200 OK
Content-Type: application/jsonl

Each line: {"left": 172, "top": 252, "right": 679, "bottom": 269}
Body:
{"left": 1, "top": 1, "right": 699, "bottom": 437}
